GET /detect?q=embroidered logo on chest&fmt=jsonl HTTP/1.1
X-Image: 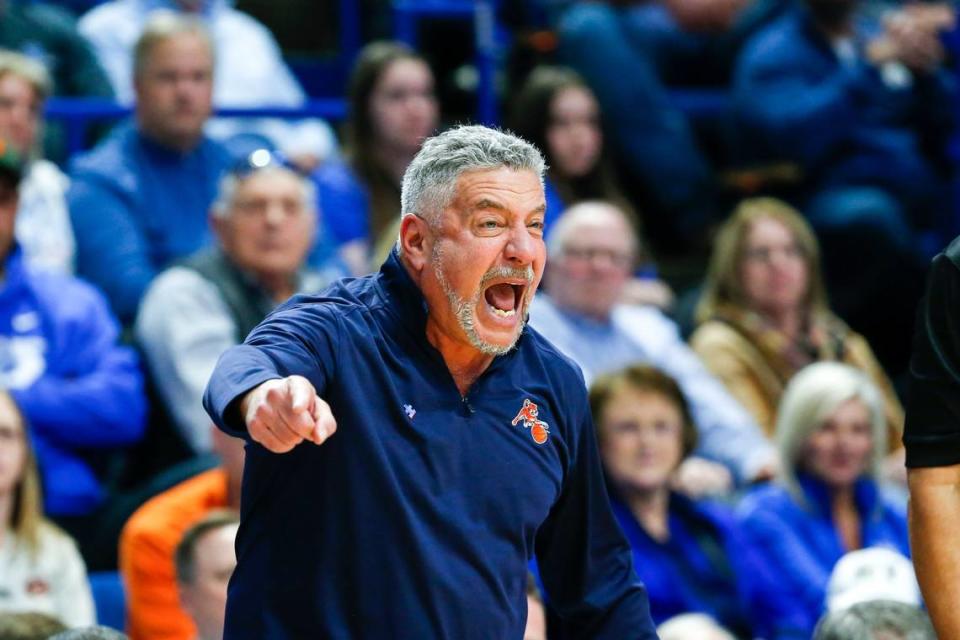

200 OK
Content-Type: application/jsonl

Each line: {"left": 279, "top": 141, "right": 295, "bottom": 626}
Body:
{"left": 511, "top": 399, "right": 550, "bottom": 445}
{"left": 25, "top": 578, "right": 50, "bottom": 595}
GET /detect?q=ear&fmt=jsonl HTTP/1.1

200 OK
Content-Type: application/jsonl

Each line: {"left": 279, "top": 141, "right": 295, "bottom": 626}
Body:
{"left": 209, "top": 209, "right": 225, "bottom": 237}
{"left": 399, "top": 214, "right": 431, "bottom": 274}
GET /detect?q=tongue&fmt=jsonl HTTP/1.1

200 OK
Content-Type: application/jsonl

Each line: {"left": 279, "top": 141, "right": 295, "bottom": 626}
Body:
{"left": 484, "top": 283, "right": 516, "bottom": 312}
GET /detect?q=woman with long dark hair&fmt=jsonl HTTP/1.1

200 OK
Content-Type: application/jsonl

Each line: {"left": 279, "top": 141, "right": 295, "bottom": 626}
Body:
{"left": 312, "top": 41, "right": 438, "bottom": 275}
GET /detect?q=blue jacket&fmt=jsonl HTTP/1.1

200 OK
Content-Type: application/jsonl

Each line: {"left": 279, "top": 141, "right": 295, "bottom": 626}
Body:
{"left": 204, "top": 250, "right": 657, "bottom": 639}
{"left": 68, "top": 122, "right": 231, "bottom": 322}
{"left": 612, "top": 491, "right": 788, "bottom": 638}
{"left": 737, "top": 473, "right": 910, "bottom": 638}
{"left": 734, "top": 7, "right": 955, "bottom": 203}
{"left": 0, "top": 246, "right": 146, "bottom": 516}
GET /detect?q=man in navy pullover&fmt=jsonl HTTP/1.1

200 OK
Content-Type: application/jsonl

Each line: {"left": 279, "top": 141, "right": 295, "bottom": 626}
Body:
{"left": 204, "top": 125, "right": 657, "bottom": 638}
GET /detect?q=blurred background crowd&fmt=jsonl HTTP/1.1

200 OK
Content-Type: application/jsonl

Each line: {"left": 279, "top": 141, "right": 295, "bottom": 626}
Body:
{"left": 0, "top": 0, "right": 956, "bottom": 638}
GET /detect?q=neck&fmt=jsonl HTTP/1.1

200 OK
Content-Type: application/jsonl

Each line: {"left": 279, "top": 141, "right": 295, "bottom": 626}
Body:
{"left": 374, "top": 144, "right": 416, "bottom": 186}
{"left": 137, "top": 121, "right": 201, "bottom": 154}
{"left": 626, "top": 486, "right": 671, "bottom": 542}
{"left": 256, "top": 271, "right": 297, "bottom": 304}
{"left": 425, "top": 321, "right": 495, "bottom": 395}
{"left": 761, "top": 306, "right": 803, "bottom": 340}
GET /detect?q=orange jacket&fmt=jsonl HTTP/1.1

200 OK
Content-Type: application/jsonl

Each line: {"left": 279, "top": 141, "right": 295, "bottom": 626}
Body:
{"left": 119, "top": 468, "right": 228, "bottom": 640}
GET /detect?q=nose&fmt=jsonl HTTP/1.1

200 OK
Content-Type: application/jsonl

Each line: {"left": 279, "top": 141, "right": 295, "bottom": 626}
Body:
{"left": 503, "top": 221, "right": 538, "bottom": 265}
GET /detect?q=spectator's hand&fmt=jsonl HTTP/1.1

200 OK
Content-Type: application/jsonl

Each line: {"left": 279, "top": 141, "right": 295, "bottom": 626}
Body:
{"left": 619, "top": 277, "right": 675, "bottom": 311}
{"left": 884, "top": 8, "right": 949, "bottom": 73}
{"left": 286, "top": 152, "right": 322, "bottom": 174}
{"left": 240, "top": 376, "right": 337, "bottom": 453}
{"left": 671, "top": 456, "right": 734, "bottom": 498}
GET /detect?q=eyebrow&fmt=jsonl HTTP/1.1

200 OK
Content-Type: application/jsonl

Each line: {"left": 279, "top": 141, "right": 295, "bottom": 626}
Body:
{"left": 468, "top": 199, "right": 547, "bottom": 217}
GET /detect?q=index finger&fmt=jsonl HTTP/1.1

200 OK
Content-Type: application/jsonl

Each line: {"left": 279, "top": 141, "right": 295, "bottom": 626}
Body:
{"left": 286, "top": 375, "right": 315, "bottom": 413}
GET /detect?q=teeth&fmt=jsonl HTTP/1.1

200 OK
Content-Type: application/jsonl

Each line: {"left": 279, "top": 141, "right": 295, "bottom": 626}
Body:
{"left": 489, "top": 306, "right": 516, "bottom": 317}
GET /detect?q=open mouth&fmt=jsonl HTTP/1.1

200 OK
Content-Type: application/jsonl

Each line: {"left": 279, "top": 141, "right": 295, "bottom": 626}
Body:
{"left": 483, "top": 280, "right": 527, "bottom": 318}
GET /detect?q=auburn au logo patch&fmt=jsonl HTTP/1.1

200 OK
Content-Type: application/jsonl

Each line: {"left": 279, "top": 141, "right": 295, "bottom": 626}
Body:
{"left": 511, "top": 399, "right": 550, "bottom": 445}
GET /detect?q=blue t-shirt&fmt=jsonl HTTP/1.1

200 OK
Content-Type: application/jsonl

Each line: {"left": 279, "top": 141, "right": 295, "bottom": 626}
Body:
{"left": 204, "top": 250, "right": 657, "bottom": 639}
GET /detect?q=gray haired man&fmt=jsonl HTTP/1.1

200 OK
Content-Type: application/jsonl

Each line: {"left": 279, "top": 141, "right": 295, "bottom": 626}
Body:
{"left": 203, "top": 125, "right": 657, "bottom": 638}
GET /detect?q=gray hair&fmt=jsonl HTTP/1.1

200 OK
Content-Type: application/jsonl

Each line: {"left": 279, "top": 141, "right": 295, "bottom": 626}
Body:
{"left": 813, "top": 600, "right": 935, "bottom": 640}
{"left": 399, "top": 124, "right": 545, "bottom": 225}
{"left": 0, "top": 50, "right": 52, "bottom": 101}
{"left": 776, "top": 362, "right": 887, "bottom": 505}
{"left": 133, "top": 10, "right": 213, "bottom": 80}
{"left": 211, "top": 166, "right": 317, "bottom": 219}
{"left": 546, "top": 200, "right": 639, "bottom": 261}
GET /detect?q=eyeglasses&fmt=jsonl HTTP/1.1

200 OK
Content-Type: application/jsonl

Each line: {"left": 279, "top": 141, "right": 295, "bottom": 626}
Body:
{"left": 562, "top": 246, "right": 634, "bottom": 270}
{"left": 226, "top": 148, "right": 305, "bottom": 179}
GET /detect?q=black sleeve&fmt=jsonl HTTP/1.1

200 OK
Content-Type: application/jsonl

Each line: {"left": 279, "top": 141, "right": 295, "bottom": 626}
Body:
{"left": 905, "top": 238, "right": 960, "bottom": 467}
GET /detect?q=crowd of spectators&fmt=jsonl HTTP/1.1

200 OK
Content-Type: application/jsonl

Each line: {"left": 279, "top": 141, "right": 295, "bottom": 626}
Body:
{"left": 0, "top": 0, "right": 955, "bottom": 637}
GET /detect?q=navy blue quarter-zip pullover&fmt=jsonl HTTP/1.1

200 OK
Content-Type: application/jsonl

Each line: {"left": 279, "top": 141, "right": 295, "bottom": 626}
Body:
{"left": 204, "top": 249, "right": 656, "bottom": 639}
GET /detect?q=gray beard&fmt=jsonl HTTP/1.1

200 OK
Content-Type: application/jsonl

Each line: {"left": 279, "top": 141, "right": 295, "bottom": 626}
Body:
{"left": 431, "top": 243, "right": 531, "bottom": 356}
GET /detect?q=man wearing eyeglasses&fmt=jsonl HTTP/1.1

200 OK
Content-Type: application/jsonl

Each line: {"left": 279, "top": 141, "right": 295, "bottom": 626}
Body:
{"left": 529, "top": 201, "right": 777, "bottom": 490}
{"left": 136, "top": 150, "right": 333, "bottom": 455}
{"left": 203, "top": 126, "right": 657, "bottom": 639}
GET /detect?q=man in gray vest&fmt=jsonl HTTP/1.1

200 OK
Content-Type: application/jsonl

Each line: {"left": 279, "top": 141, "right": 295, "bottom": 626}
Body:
{"left": 136, "top": 150, "right": 332, "bottom": 453}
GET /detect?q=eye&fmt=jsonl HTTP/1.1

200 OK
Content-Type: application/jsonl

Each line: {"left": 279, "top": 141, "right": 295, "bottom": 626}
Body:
{"left": 528, "top": 220, "right": 545, "bottom": 231}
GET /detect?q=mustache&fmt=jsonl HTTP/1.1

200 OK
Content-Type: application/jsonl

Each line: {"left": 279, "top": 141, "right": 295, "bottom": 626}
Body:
{"left": 479, "top": 265, "right": 534, "bottom": 287}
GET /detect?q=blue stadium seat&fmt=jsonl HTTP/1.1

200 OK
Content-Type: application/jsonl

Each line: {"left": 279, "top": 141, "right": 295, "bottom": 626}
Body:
{"left": 88, "top": 570, "right": 126, "bottom": 631}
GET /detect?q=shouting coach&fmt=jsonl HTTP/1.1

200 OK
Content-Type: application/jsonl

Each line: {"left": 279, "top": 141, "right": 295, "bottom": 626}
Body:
{"left": 203, "top": 125, "right": 657, "bottom": 638}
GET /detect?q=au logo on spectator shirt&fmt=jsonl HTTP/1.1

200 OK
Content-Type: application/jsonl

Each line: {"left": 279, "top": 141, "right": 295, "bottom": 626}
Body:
{"left": 511, "top": 399, "right": 550, "bottom": 445}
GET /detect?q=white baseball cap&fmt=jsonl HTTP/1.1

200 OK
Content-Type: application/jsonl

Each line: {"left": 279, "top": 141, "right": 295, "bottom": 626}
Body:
{"left": 825, "top": 547, "right": 921, "bottom": 612}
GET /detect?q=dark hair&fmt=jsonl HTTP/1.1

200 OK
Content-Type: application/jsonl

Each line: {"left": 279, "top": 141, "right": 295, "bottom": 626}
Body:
{"left": 345, "top": 40, "right": 433, "bottom": 244}
{"left": 813, "top": 600, "right": 934, "bottom": 640}
{"left": 589, "top": 364, "right": 698, "bottom": 458}
{"left": 509, "top": 66, "right": 630, "bottom": 219}
{"left": 175, "top": 509, "right": 240, "bottom": 585}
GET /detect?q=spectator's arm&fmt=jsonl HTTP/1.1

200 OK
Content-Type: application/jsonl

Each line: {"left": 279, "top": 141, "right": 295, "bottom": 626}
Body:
{"left": 535, "top": 380, "right": 657, "bottom": 638}
{"left": 10, "top": 280, "right": 146, "bottom": 448}
{"left": 734, "top": 39, "right": 866, "bottom": 166}
{"left": 136, "top": 269, "right": 237, "bottom": 453}
{"left": 68, "top": 174, "right": 156, "bottom": 323}
{"left": 739, "top": 504, "right": 830, "bottom": 636}
{"left": 120, "top": 515, "right": 197, "bottom": 639}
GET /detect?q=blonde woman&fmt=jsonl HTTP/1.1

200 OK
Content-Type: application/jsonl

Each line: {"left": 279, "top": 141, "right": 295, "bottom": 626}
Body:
{"left": 0, "top": 393, "right": 95, "bottom": 627}
{"left": 690, "top": 198, "right": 902, "bottom": 446}
{"left": 736, "top": 362, "right": 909, "bottom": 638}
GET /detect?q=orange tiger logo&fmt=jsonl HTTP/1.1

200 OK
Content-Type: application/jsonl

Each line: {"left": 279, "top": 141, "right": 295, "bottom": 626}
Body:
{"left": 511, "top": 399, "right": 550, "bottom": 445}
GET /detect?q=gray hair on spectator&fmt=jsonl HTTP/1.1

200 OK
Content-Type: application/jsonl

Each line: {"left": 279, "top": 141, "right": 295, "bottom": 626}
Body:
{"left": 49, "top": 626, "right": 130, "bottom": 640}
{"left": 211, "top": 165, "right": 316, "bottom": 219}
{"left": 175, "top": 509, "right": 239, "bottom": 586}
{"left": 0, "top": 49, "right": 52, "bottom": 101}
{"left": 813, "top": 600, "right": 935, "bottom": 640}
{"left": 775, "top": 362, "right": 887, "bottom": 506}
{"left": 656, "top": 613, "right": 737, "bottom": 640}
{"left": 133, "top": 10, "right": 213, "bottom": 80}
{"left": 399, "top": 124, "right": 545, "bottom": 227}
